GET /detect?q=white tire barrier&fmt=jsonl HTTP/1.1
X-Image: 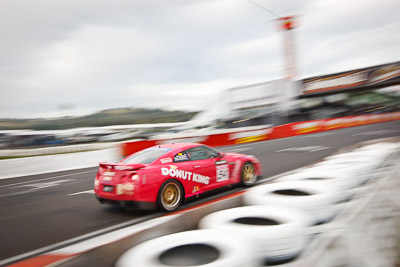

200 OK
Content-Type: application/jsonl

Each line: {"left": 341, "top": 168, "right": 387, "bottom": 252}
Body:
{"left": 277, "top": 168, "right": 362, "bottom": 191}
{"left": 315, "top": 146, "right": 395, "bottom": 181}
{"left": 314, "top": 158, "right": 373, "bottom": 180}
{"left": 356, "top": 142, "right": 400, "bottom": 152}
{"left": 322, "top": 142, "right": 400, "bottom": 170}
{"left": 198, "top": 205, "right": 311, "bottom": 264}
{"left": 324, "top": 151, "right": 387, "bottom": 167}
{"left": 116, "top": 229, "right": 260, "bottom": 267}
{"left": 318, "top": 156, "right": 373, "bottom": 168}
{"left": 243, "top": 181, "right": 343, "bottom": 224}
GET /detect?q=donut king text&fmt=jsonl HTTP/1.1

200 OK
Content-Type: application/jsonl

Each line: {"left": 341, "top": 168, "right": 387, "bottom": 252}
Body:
{"left": 161, "top": 165, "right": 210, "bottom": 185}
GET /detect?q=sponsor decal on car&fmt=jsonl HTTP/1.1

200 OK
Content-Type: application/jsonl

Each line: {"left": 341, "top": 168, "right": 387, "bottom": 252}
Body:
{"left": 160, "top": 157, "right": 172, "bottom": 164}
{"left": 192, "top": 185, "right": 200, "bottom": 193}
{"left": 174, "top": 153, "right": 189, "bottom": 162}
{"left": 216, "top": 164, "right": 229, "bottom": 182}
{"left": 116, "top": 183, "right": 135, "bottom": 195}
{"left": 161, "top": 165, "right": 210, "bottom": 185}
{"left": 215, "top": 160, "right": 227, "bottom": 165}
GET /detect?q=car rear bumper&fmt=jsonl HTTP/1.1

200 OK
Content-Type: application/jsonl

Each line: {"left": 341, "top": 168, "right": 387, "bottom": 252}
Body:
{"left": 95, "top": 195, "right": 157, "bottom": 210}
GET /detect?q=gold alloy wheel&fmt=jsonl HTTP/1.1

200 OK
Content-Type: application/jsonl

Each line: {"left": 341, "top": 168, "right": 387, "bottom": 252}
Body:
{"left": 161, "top": 182, "right": 181, "bottom": 210}
{"left": 242, "top": 163, "right": 256, "bottom": 185}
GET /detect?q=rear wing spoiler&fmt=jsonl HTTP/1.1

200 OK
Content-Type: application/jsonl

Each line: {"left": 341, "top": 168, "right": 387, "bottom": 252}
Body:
{"left": 99, "top": 162, "right": 146, "bottom": 171}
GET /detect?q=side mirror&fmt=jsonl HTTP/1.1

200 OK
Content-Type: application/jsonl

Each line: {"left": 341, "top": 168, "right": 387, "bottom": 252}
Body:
{"left": 217, "top": 152, "right": 224, "bottom": 158}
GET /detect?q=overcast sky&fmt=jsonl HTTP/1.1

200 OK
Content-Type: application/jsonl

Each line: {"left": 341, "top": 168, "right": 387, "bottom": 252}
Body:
{"left": 0, "top": 0, "right": 399, "bottom": 118}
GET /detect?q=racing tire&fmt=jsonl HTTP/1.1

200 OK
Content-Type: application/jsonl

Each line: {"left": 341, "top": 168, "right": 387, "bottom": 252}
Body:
{"left": 314, "top": 158, "right": 373, "bottom": 178}
{"left": 241, "top": 162, "right": 257, "bottom": 186}
{"left": 157, "top": 179, "right": 183, "bottom": 212}
{"left": 115, "top": 229, "right": 260, "bottom": 267}
{"left": 198, "top": 205, "right": 311, "bottom": 264}
{"left": 357, "top": 142, "right": 400, "bottom": 153}
{"left": 243, "top": 181, "right": 342, "bottom": 224}
{"left": 278, "top": 167, "right": 362, "bottom": 191}
{"left": 277, "top": 167, "right": 362, "bottom": 201}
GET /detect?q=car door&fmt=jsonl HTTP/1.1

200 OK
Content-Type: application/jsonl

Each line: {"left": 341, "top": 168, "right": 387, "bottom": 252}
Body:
{"left": 186, "top": 145, "right": 230, "bottom": 191}
{"left": 167, "top": 150, "right": 199, "bottom": 196}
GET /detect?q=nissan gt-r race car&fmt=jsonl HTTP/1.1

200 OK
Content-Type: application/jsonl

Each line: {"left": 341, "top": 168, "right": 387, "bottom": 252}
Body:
{"left": 94, "top": 143, "right": 261, "bottom": 211}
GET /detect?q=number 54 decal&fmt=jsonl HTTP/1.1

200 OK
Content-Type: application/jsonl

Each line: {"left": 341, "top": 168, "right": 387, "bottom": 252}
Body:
{"left": 216, "top": 164, "right": 229, "bottom": 182}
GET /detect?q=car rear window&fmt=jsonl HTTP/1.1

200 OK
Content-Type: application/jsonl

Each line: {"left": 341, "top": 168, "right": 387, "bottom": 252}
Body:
{"left": 122, "top": 147, "right": 171, "bottom": 164}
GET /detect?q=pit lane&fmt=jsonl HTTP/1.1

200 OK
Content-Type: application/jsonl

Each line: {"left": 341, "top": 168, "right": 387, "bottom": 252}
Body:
{"left": 0, "top": 120, "right": 399, "bottom": 264}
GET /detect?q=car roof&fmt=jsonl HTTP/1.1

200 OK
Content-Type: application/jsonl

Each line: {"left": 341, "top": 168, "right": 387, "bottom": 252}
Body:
{"left": 157, "top": 143, "right": 202, "bottom": 151}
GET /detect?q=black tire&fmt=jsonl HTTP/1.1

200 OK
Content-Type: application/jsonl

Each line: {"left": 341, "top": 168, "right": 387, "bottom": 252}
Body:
{"left": 157, "top": 180, "right": 183, "bottom": 211}
{"left": 241, "top": 162, "right": 257, "bottom": 186}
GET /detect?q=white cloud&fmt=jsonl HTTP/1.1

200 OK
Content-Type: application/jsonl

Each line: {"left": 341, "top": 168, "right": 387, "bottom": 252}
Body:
{"left": 0, "top": 0, "right": 399, "bottom": 118}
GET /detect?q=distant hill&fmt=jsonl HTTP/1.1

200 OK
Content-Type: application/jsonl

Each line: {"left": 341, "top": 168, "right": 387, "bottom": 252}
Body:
{"left": 0, "top": 108, "right": 198, "bottom": 130}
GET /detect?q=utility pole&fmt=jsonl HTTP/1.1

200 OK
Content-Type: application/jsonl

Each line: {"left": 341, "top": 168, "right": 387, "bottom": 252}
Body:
{"left": 278, "top": 16, "right": 297, "bottom": 79}
{"left": 247, "top": 1, "right": 298, "bottom": 79}
{"left": 246, "top": 1, "right": 300, "bottom": 122}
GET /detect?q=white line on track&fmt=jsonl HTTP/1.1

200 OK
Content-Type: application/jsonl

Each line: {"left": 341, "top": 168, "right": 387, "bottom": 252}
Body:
{"left": 0, "top": 214, "right": 172, "bottom": 266}
{"left": 352, "top": 130, "right": 398, "bottom": 136}
{"left": 68, "top": 190, "right": 94, "bottom": 196}
{"left": 1, "top": 180, "right": 75, "bottom": 198}
{"left": 0, "top": 170, "right": 96, "bottom": 188}
{"left": 276, "top": 146, "right": 330, "bottom": 152}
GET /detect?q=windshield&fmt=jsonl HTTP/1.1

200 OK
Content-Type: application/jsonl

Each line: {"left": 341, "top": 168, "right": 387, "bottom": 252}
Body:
{"left": 122, "top": 147, "right": 171, "bottom": 164}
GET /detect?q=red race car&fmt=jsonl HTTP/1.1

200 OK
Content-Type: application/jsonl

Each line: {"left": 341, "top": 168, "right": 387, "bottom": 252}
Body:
{"left": 94, "top": 143, "right": 261, "bottom": 211}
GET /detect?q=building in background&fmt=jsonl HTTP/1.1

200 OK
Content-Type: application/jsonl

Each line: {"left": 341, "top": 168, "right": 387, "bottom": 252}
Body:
{"left": 217, "top": 61, "right": 400, "bottom": 128}
{"left": 298, "top": 61, "right": 400, "bottom": 120}
{"left": 222, "top": 79, "right": 301, "bottom": 127}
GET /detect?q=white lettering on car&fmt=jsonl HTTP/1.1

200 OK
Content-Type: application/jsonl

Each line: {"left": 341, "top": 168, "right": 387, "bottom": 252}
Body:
{"left": 161, "top": 166, "right": 210, "bottom": 185}
{"left": 160, "top": 157, "right": 172, "bottom": 164}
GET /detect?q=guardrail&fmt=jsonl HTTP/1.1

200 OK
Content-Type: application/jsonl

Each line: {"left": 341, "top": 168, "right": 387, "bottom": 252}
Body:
{"left": 122, "top": 112, "right": 400, "bottom": 157}
{"left": 1, "top": 112, "right": 399, "bottom": 159}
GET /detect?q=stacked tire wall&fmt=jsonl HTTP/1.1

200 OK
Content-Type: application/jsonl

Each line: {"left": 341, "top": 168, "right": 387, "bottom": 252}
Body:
{"left": 107, "top": 139, "right": 400, "bottom": 267}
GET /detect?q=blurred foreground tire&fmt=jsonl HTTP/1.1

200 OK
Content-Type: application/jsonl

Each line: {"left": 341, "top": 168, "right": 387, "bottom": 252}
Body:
{"left": 277, "top": 167, "right": 363, "bottom": 199}
{"left": 356, "top": 142, "right": 400, "bottom": 153}
{"left": 313, "top": 157, "right": 374, "bottom": 182}
{"left": 198, "top": 205, "right": 311, "bottom": 264}
{"left": 321, "top": 142, "right": 400, "bottom": 168}
{"left": 323, "top": 151, "right": 386, "bottom": 168}
{"left": 116, "top": 229, "right": 260, "bottom": 267}
{"left": 243, "top": 181, "right": 342, "bottom": 224}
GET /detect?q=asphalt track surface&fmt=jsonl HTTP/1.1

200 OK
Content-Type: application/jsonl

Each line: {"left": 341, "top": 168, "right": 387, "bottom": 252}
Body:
{"left": 0, "top": 121, "right": 399, "bottom": 264}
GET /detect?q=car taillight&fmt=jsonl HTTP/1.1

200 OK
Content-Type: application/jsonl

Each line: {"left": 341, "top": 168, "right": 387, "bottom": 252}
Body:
{"left": 95, "top": 169, "right": 101, "bottom": 180}
{"left": 130, "top": 173, "right": 140, "bottom": 181}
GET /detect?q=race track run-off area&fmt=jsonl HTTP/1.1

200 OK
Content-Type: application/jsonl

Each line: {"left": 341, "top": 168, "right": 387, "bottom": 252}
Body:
{"left": 0, "top": 120, "right": 399, "bottom": 266}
